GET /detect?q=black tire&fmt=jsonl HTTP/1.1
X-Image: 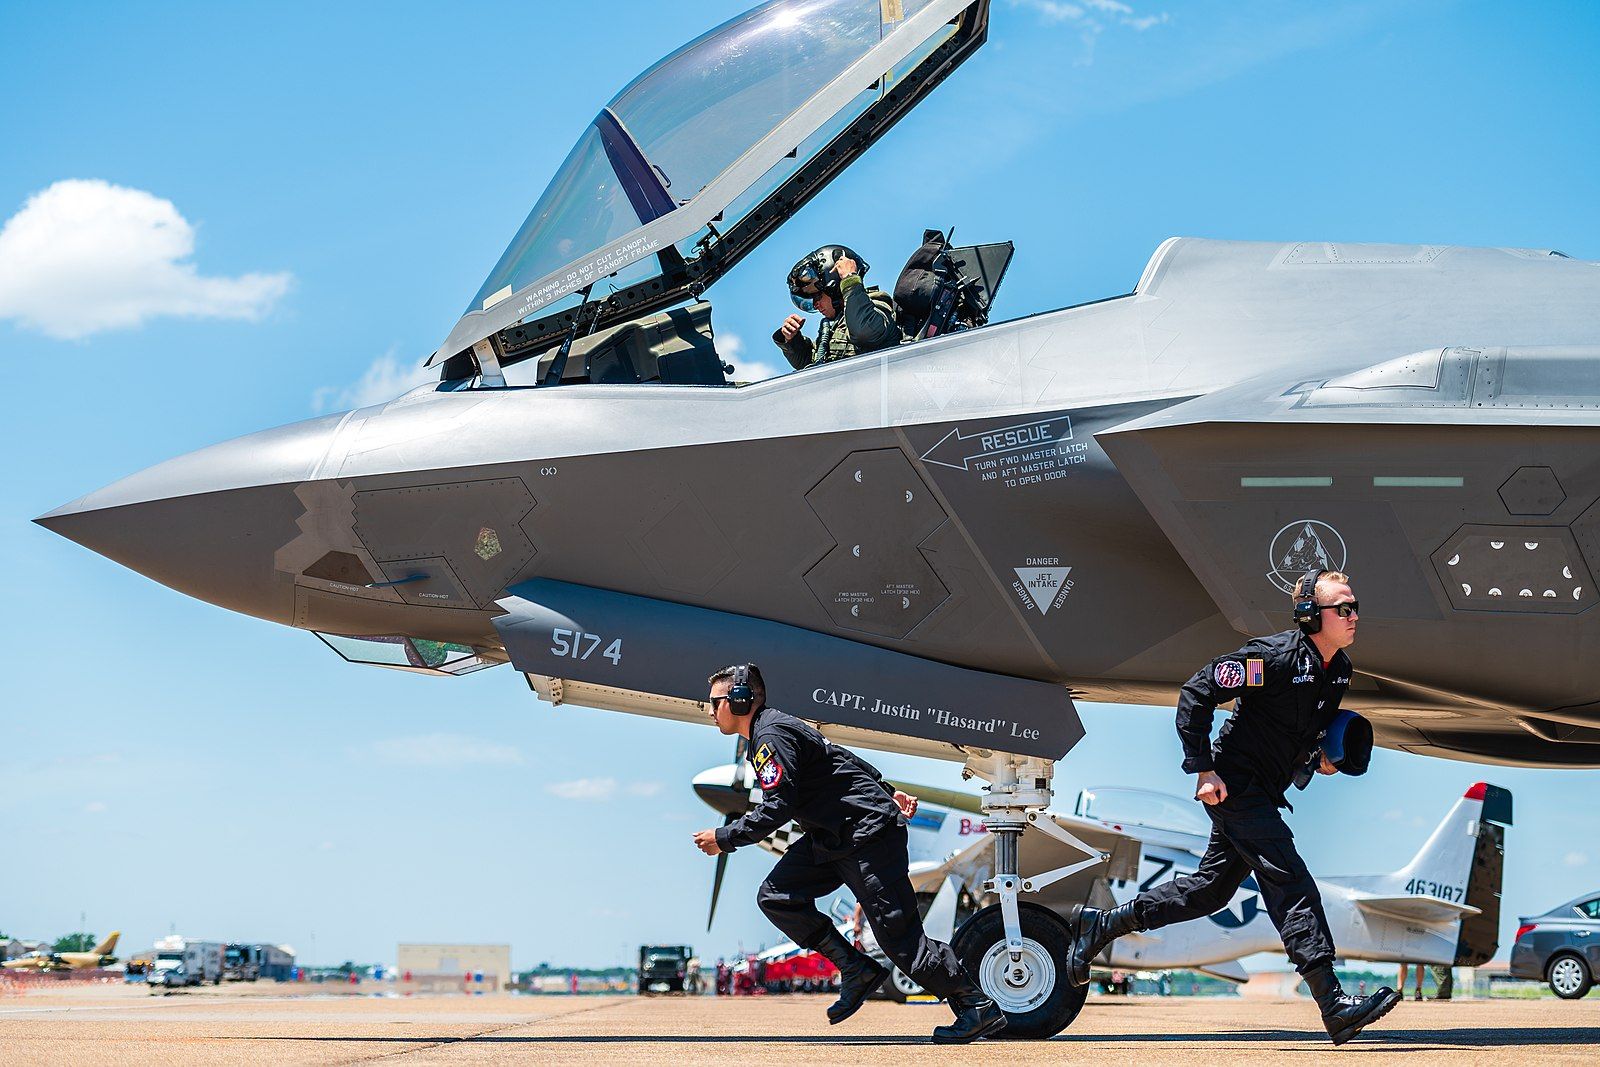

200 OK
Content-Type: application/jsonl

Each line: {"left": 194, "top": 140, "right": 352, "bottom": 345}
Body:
{"left": 952, "top": 902, "right": 1087, "bottom": 1040}
{"left": 880, "top": 965, "right": 922, "bottom": 1004}
{"left": 1547, "top": 952, "right": 1593, "bottom": 1000}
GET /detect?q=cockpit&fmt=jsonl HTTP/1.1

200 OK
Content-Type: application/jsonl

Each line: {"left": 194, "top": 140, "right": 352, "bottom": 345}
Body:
{"left": 428, "top": 0, "right": 1003, "bottom": 389}
{"left": 1074, "top": 786, "right": 1213, "bottom": 839}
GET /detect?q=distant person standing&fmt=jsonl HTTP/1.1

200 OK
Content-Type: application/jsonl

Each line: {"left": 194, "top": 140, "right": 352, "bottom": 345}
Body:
{"left": 692, "top": 663, "right": 1005, "bottom": 1043}
{"left": 1064, "top": 570, "right": 1402, "bottom": 1046}
{"left": 1432, "top": 965, "right": 1453, "bottom": 1000}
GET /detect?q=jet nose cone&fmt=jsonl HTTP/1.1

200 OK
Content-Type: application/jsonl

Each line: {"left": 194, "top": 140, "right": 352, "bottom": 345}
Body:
{"left": 37, "top": 412, "right": 346, "bottom": 624}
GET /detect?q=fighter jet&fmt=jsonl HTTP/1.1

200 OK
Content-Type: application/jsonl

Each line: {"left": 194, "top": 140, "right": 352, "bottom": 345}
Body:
{"left": 35, "top": 0, "right": 1600, "bottom": 1038}
{"left": 3, "top": 931, "right": 121, "bottom": 973}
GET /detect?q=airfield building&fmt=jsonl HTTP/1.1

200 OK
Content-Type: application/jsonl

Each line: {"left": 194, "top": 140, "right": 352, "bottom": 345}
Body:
{"left": 397, "top": 943, "right": 511, "bottom": 991}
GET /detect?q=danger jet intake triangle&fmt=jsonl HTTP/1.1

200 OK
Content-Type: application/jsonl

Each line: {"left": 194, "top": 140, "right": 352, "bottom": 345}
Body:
{"left": 1014, "top": 567, "right": 1071, "bottom": 615}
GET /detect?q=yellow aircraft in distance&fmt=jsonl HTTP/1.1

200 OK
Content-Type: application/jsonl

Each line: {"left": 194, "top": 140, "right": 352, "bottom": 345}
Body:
{"left": 3, "top": 931, "right": 120, "bottom": 972}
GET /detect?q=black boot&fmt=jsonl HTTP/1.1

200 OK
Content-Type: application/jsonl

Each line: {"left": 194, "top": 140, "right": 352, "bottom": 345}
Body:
{"left": 931, "top": 988, "right": 1008, "bottom": 1044}
{"left": 811, "top": 927, "right": 889, "bottom": 1025}
{"left": 1303, "top": 962, "right": 1402, "bottom": 1046}
{"left": 1065, "top": 901, "right": 1141, "bottom": 987}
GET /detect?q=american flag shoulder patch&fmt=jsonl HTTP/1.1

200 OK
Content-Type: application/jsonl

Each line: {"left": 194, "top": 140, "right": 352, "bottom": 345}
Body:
{"left": 1246, "top": 658, "right": 1265, "bottom": 686}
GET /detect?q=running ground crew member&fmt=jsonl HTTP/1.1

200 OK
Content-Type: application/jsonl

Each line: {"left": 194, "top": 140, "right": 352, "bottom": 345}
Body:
{"left": 692, "top": 663, "right": 1006, "bottom": 1044}
{"left": 1065, "top": 570, "right": 1404, "bottom": 1046}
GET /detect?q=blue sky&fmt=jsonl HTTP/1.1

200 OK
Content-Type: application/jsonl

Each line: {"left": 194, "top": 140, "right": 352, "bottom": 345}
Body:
{"left": 2, "top": 1, "right": 1598, "bottom": 969}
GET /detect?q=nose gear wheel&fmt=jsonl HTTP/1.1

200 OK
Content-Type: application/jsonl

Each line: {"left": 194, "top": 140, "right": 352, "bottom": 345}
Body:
{"left": 952, "top": 900, "right": 1086, "bottom": 1039}
{"left": 978, "top": 937, "right": 1056, "bottom": 1013}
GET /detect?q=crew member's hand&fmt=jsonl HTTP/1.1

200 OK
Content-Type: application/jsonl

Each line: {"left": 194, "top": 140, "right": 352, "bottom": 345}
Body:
{"left": 833, "top": 254, "right": 859, "bottom": 279}
{"left": 692, "top": 828, "right": 723, "bottom": 855}
{"left": 777, "top": 313, "right": 805, "bottom": 342}
{"left": 893, "top": 790, "right": 918, "bottom": 819}
{"left": 1316, "top": 753, "right": 1339, "bottom": 776}
{"left": 1194, "top": 770, "right": 1228, "bottom": 806}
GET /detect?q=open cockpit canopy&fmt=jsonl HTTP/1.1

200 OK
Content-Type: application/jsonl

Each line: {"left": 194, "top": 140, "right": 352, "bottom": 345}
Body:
{"left": 433, "top": 0, "right": 990, "bottom": 378}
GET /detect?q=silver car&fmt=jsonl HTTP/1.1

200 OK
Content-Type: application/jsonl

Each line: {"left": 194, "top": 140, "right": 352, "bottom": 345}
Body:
{"left": 1509, "top": 893, "right": 1600, "bottom": 998}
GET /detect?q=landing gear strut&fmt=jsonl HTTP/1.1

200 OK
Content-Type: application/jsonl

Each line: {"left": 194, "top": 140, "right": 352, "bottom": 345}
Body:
{"left": 949, "top": 751, "right": 1106, "bottom": 1039}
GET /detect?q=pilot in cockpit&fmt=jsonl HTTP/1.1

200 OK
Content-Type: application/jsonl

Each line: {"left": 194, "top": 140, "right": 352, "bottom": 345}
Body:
{"left": 772, "top": 245, "right": 902, "bottom": 370}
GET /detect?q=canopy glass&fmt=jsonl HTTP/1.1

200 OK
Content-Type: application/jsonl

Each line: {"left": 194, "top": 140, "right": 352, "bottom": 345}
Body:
{"left": 451, "top": 0, "right": 967, "bottom": 355}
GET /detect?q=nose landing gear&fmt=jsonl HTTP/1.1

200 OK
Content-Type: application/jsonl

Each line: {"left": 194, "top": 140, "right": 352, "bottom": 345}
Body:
{"left": 953, "top": 901, "right": 1083, "bottom": 1037}
{"left": 951, "top": 751, "right": 1106, "bottom": 1039}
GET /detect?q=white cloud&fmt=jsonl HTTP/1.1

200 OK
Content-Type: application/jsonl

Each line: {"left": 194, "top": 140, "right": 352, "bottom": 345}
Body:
{"left": 717, "top": 331, "right": 783, "bottom": 384}
{"left": 1013, "top": 0, "right": 1085, "bottom": 22}
{"left": 546, "top": 777, "right": 619, "bottom": 801}
{"left": 313, "top": 348, "right": 436, "bottom": 412}
{"left": 1008, "top": 0, "right": 1170, "bottom": 49}
{"left": 83, "top": 801, "right": 107, "bottom": 814}
{"left": 544, "top": 778, "right": 662, "bottom": 801}
{"left": 1381, "top": 808, "right": 1403, "bottom": 822}
{"left": 0, "top": 179, "right": 291, "bottom": 340}
{"left": 1565, "top": 851, "right": 1589, "bottom": 867}
{"left": 367, "top": 733, "right": 524, "bottom": 769}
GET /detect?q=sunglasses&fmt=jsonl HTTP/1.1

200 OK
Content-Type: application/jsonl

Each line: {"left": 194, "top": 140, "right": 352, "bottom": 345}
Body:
{"left": 1320, "top": 600, "right": 1359, "bottom": 618}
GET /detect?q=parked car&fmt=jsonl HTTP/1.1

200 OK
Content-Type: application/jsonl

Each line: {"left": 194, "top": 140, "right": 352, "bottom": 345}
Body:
{"left": 1509, "top": 893, "right": 1600, "bottom": 998}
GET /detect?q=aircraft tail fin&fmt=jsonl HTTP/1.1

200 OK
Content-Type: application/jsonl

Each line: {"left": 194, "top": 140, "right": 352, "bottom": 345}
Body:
{"left": 1395, "top": 784, "right": 1511, "bottom": 905}
{"left": 93, "top": 931, "right": 120, "bottom": 956}
{"left": 1344, "top": 783, "right": 1511, "bottom": 965}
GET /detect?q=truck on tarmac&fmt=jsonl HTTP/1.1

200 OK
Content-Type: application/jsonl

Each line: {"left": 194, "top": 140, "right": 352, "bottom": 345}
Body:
{"left": 637, "top": 944, "right": 692, "bottom": 994}
{"left": 223, "top": 943, "right": 260, "bottom": 982}
{"left": 148, "top": 937, "right": 224, "bottom": 992}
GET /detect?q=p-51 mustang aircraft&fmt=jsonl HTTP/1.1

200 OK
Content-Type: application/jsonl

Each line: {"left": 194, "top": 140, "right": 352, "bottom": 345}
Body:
{"left": 698, "top": 768, "right": 1511, "bottom": 1020}
{"left": 38, "top": 0, "right": 1599, "bottom": 1038}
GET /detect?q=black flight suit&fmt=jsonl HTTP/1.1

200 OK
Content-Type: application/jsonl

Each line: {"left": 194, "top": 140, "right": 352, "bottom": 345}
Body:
{"left": 714, "top": 706, "right": 974, "bottom": 999}
{"left": 1131, "top": 629, "right": 1352, "bottom": 974}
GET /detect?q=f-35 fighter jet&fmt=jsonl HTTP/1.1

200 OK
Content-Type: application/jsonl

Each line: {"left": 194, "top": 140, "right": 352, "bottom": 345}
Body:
{"left": 36, "top": 0, "right": 1600, "bottom": 1037}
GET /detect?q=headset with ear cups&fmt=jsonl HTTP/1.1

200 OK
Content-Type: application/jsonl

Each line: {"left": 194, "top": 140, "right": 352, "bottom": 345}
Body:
{"left": 727, "top": 663, "right": 756, "bottom": 716}
{"left": 1293, "top": 569, "right": 1326, "bottom": 634}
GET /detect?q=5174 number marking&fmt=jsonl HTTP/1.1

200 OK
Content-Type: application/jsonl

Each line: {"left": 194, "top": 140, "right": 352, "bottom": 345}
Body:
{"left": 549, "top": 628, "right": 622, "bottom": 665}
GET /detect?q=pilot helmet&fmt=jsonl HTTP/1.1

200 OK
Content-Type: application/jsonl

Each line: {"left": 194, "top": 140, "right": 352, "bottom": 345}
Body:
{"left": 787, "top": 245, "right": 869, "bottom": 313}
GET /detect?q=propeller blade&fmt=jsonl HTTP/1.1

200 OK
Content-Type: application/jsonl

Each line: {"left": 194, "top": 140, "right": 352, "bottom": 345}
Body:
{"left": 710, "top": 734, "right": 751, "bottom": 930}
{"left": 730, "top": 735, "right": 748, "bottom": 792}
{"left": 708, "top": 847, "right": 730, "bottom": 930}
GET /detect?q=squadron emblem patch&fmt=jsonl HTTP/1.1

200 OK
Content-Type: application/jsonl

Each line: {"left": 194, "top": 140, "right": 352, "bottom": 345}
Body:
{"left": 1246, "top": 659, "right": 1265, "bottom": 687}
{"left": 757, "top": 758, "right": 784, "bottom": 790}
{"left": 1214, "top": 660, "right": 1246, "bottom": 689}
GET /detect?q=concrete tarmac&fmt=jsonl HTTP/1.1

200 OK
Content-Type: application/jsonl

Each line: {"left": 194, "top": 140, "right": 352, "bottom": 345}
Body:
{"left": 2, "top": 984, "right": 1596, "bottom": 1065}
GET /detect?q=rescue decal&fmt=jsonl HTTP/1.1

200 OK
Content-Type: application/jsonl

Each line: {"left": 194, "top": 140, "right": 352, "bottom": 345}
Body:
{"left": 1246, "top": 658, "right": 1265, "bottom": 686}
{"left": 1214, "top": 660, "right": 1246, "bottom": 689}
